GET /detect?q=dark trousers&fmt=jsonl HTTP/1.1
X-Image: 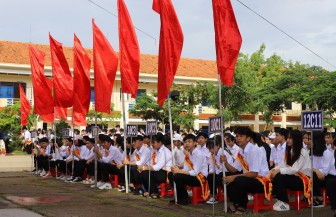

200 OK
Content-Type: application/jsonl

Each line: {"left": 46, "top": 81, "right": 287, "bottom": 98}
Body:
{"left": 227, "top": 176, "right": 264, "bottom": 208}
{"left": 56, "top": 160, "right": 66, "bottom": 174}
{"left": 326, "top": 175, "right": 336, "bottom": 210}
{"left": 168, "top": 173, "right": 200, "bottom": 204}
{"left": 141, "top": 170, "right": 167, "bottom": 194}
{"left": 87, "top": 161, "right": 95, "bottom": 177}
{"left": 67, "top": 160, "right": 78, "bottom": 176}
{"left": 130, "top": 165, "right": 142, "bottom": 185}
{"left": 74, "top": 160, "right": 87, "bottom": 178}
{"left": 37, "top": 156, "right": 49, "bottom": 172}
{"left": 313, "top": 171, "right": 327, "bottom": 197}
{"left": 207, "top": 172, "right": 231, "bottom": 195}
{"left": 272, "top": 174, "right": 304, "bottom": 203}
{"left": 98, "top": 162, "right": 121, "bottom": 182}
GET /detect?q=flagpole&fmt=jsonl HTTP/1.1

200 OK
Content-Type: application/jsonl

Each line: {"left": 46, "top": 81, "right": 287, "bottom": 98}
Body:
{"left": 71, "top": 125, "right": 75, "bottom": 179}
{"left": 54, "top": 107, "right": 59, "bottom": 179}
{"left": 147, "top": 134, "right": 152, "bottom": 203}
{"left": 121, "top": 93, "right": 130, "bottom": 194}
{"left": 218, "top": 75, "right": 227, "bottom": 213}
{"left": 167, "top": 96, "right": 178, "bottom": 203}
{"left": 94, "top": 111, "right": 98, "bottom": 189}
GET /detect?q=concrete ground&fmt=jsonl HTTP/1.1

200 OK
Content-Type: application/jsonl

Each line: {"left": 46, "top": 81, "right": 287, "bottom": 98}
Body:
{"left": 0, "top": 171, "right": 334, "bottom": 217}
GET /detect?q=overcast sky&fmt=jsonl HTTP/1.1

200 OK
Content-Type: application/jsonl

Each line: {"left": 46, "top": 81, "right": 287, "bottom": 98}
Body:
{"left": 1, "top": 0, "right": 335, "bottom": 70}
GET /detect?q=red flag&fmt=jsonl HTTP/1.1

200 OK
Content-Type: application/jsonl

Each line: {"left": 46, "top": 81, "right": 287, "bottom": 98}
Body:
{"left": 29, "top": 45, "right": 54, "bottom": 115}
{"left": 41, "top": 113, "right": 54, "bottom": 123}
{"left": 19, "top": 84, "right": 31, "bottom": 126}
{"left": 56, "top": 107, "right": 67, "bottom": 120}
{"left": 49, "top": 34, "right": 74, "bottom": 108}
{"left": 152, "top": 0, "right": 184, "bottom": 106}
{"left": 41, "top": 77, "right": 55, "bottom": 123}
{"left": 118, "top": 0, "right": 140, "bottom": 98}
{"left": 93, "top": 19, "right": 118, "bottom": 114}
{"left": 212, "top": 0, "right": 242, "bottom": 86}
{"left": 73, "top": 34, "right": 91, "bottom": 126}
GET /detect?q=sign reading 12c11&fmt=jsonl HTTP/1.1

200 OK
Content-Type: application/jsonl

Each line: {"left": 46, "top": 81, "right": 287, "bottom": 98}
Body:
{"left": 301, "top": 111, "right": 323, "bottom": 131}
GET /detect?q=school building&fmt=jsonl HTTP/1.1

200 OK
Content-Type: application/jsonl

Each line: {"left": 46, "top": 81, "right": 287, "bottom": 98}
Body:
{"left": 0, "top": 40, "right": 329, "bottom": 132}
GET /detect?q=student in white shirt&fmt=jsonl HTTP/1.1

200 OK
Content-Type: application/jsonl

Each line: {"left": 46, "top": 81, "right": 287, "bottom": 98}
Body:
{"left": 269, "top": 128, "right": 288, "bottom": 169}
{"left": 207, "top": 136, "right": 239, "bottom": 204}
{"left": 71, "top": 139, "right": 90, "bottom": 183}
{"left": 82, "top": 138, "right": 96, "bottom": 184}
{"left": 196, "top": 132, "right": 210, "bottom": 159}
{"left": 224, "top": 134, "right": 241, "bottom": 158}
{"left": 21, "top": 126, "right": 32, "bottom": 153}
{"left": 55, "top": 138, "right": 70, "bottom": 179}
{"left": 96, "top": 135, "right": 123, "bottom": 190}
{"left": 138, "top": 133, "right": 172, "bottom": 199}
{"left": 35, "top": 137, "right": 51, "bottom": 178}
{"left": 168, "top": 134, "right": 208, "bottom": 205}
{"left": 270, "top": 129, "right": 311, "bottom": 212}
{"left": 172, "top": 134, "right": 185, "bottom": 168}
{"left": 123, "top": 135, "right": 150, "bottom": 195}
{"left": 224, "top": 127, "right": 270, "bottom": 214}
{"left": 312, "top": 131, "right": 336, "bottom": 207}
{"left": 325, "top": 132, "right": 334, "bottom": 152}
{"left": 302, "top": 131, "right": 311, "bottom": 151}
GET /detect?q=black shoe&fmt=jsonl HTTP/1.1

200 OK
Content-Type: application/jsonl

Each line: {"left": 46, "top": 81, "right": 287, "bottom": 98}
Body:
{"left": 133, "top": 189, "right": 141, "bottom": 195}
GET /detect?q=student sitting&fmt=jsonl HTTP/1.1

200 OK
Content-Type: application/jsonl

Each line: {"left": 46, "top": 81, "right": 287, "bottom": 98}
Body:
{"left": 312, "top": 131, "right": 336, "bottom": 207}
{"left": 138, "top": 133, "right": 172, "bottom": 199}
{"left": 168, "top": 134, "right": 209, "bottom": 205}
{"left": 123, "top": 135, "right": 150, "bottom": 195}
{"left": 96, "top": 135, "right": 124, "bottom": 190}
{"left": 224, "top": 127, "right": 271, "bottom": 214}
{"left": 270, "top": 129, "right": 311, "bottom": 211}
{"left": 82, "top": 138, "right": 96, "bottom": 185}
{"left": 36, "top": 137, "right": 51, "bottom": 178}
{"left": 207, "top": 136, "right": 239, "bottom": 204}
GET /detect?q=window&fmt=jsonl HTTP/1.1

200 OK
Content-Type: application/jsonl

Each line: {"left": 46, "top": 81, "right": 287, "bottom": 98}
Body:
{"left": 0, "top": 82, "right": 26, "bottom": 98}
{"left": 90, "top": 87, "right": 94, "bottom": 102}
{"left": 201, "top": 99, "right": 211, "bottom": 107}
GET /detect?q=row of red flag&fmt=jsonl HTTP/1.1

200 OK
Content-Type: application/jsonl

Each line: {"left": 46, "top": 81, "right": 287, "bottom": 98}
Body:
{"left": 20, "top": 0, "right": 242, "bottom": 127}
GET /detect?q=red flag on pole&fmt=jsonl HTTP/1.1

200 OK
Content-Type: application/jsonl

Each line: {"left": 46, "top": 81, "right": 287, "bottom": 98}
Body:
{"left": 212, "top": 0, "right": 242, "bottom": 86}
{"left": 19, "top": 84, "right": 31, "bottom": 126}
{"left": 92, "top": 19, "right": 118, "bottom": 114}
{"left": 29, "top": 45, "right": 54, "bottom": 115}
{"left": 56, "top": 107, "right": 67, "bottom": 120}
{"left": 152, "top": 0, "right": 184, "bottom": 106}
{"left": 73, "top": 34, "right": 91, "bottom": 126}
{"left": 49, "top": 33, "right": 74, "bottom": 108}
{"left": 118, "top": 0, "right": 140, "bottom": 98}
{"left": 41, "top": 113, "right": 54, "bottom": 123}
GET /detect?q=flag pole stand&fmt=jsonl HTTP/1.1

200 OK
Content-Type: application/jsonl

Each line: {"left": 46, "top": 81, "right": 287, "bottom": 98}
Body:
{"left": 218, "top": 75, "right": 227, "bottom": 213}
{"left": 121, "top": 93, "right": 130, "bottom": 194}
{"left": 167, "top": 96, "right": 178, "bottom": 204}
{"left": 94, "top": 111, "right": 98, "bottom": 189}
{"left": 147, "top": 134, "right": 153, "bottom": 204}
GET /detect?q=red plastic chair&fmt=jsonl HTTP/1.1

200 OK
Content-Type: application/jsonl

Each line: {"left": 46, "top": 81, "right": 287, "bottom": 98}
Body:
{"left": 187, "top": 186, "right": 208, "bottom": 205}
{"left": 287, "top": 190, "right": 309, "bottom": 210}
{"left": 109, "top": 174, "right": 119, "bottom": 188}
{"left": 159, "top": 183, "right": 174, "bottom": 197}
{"left": 247, "top": 193, "right": 273, "bottom": 213}
{"left": 321, "top": 188, "right": 330, "bottom": 206}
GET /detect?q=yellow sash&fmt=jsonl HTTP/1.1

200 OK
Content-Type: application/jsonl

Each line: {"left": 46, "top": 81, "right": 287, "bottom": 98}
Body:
{"left": 235, "top": 152, "right": 272, "bottom": 200}
{"left": 135, "top": 153, "right": 140, "bottom": 161}
{"left": 211, "top": 153, "right": 220, "bottom": 169}
{"left": 185, "top": 154, "right": 210, "bottom": 200}
{"left": 295, "top": 172, "right": 312, "bottom": 205}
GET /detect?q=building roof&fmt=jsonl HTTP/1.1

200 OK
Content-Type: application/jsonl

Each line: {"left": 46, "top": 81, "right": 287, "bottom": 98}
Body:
{"left": 0, "top": 40, "right": 218, "bottom": 79}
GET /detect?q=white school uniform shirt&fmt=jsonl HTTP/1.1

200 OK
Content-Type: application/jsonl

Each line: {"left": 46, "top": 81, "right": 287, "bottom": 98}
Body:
{"left": 270, "top": 142, "right": 286, "bottom": 166}
{"left": 23, "top": 130, "right": 31, "bottom": 140}
{"left": 173, "top": 146, "right": 185, "bottom": 166}
{"left": 227, "top": 144, "right": 241, "bottom": 157}
{"left": 274, "top": 148, "right": 311, "bottom": 177}
{"left": 57, "top": 145, "right": 67, "bottom": 159}
{"left": 134, "top": 145, "right": 151, "bottom": 166}
{"left": 101, "top": 145, "right": 123, "bottom": 164}
{"left": 313, "top": 149, "right": 336, "bottom": 176}
{"left": 65, "top": 145, "right": 76, "bottom": 161}
{"left": 209, "top": 148, "right": 233, "bottom": 174}
{"left": 197, "top": 144, "right": 211, "bottom": 159}
{"left": 239, "top": 142, "right": 269, "bottom": 177}
{"left": 151, "top": 145, "right": 172, "bottom": 172}
{"left": 183, "top": 148, "right": 208, "bottom": 177}
{"left": 85, "top": 147, "right": 96, "bottom": 161}
{"left": 258, "top": 146, "right": 270, "bottom": 177}
{"left": 73, "top": 145, "right": 89, "bottom": 161}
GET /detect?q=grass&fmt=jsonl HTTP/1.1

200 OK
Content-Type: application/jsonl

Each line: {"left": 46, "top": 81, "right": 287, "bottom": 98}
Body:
{"left": 11, "top": 150, "right": 29, "bottom": 155}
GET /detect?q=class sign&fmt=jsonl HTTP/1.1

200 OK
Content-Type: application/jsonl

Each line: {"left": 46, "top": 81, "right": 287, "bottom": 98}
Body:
{"left": 301, "top": 111, "right": 323, "bottom": 131}
{"left": 209, "top": 116, "right": 222, "bottom": 133}
{"left": 146, "top": 121, "right": 157, "bottom": 136}
{"left": 126, "top": 124, "right": 138, "bottom": 137}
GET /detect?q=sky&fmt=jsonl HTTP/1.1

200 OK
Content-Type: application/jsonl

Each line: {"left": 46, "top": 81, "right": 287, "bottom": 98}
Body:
{"left": 0, "top": 0, "right": 335, "bottom": 70}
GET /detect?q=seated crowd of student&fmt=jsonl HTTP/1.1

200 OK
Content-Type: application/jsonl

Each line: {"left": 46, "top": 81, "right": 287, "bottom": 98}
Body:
{"left": 31, "top": 126, "right": 336, "bottom": 215}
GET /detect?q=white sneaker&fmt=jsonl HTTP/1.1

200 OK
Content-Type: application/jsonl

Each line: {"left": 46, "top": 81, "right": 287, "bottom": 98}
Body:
{"left": 206, "top": 197, "right": 218, "bottom": 204}
{"left": 60, "top": 175, "right": 68, "bottom": 181}
{"left": 56, "top": 174, "right": 65, "bottom": 180}
{"left": 40, "top": 171, "right": 46, "bottom": 177}
{"left": 99, "top": 183, "right": 112, "bottom": 190}
{"left": 91, "top": 181, "right": 104, "bottom": 188}
{"left": 273, "top": 200, "right": 290, "bottom": 211}
{"left": 248, "top": 195, "right": 254, "bottom": 201}
{"left": 187, "top": 190, "right": 193, "bottom": 196}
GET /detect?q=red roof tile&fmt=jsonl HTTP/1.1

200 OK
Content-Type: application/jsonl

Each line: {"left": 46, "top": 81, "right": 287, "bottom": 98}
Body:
{"left": 0, "top": 40, "right": 217, "bottom": 79}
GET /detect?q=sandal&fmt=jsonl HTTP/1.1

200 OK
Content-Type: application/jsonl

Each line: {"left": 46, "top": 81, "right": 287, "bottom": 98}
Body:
{"left": 150, "top": 193, "right": 160, "bottom": 199}
{"left": 228, "top": 204, "right": 237, "bottom": 213}
{"left": 233, "top": 207, "right": 246, "bottom": 215}
{"left": 142, "top": 192, "right": 149, "bottom": 197}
